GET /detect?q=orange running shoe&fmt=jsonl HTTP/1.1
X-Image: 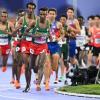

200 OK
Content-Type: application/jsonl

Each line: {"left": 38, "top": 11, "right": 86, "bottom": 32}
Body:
{"left": 2, "top": 66, "right": 7, "bottom": 72}
{"left": 15, "top": 80, "right": 21, "bottom": 89}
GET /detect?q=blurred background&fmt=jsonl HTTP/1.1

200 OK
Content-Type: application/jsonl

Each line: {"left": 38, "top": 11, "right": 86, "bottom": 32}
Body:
{"left": 0, "top": 0, "right": 100, "bottom": 20}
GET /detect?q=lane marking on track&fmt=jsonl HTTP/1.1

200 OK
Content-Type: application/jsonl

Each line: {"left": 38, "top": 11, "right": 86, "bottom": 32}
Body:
{"left": 0, "top": 84, "right": 37, "bottom": 100}
{"left": 0, "top": 95, "right": 37, "bottom": 100}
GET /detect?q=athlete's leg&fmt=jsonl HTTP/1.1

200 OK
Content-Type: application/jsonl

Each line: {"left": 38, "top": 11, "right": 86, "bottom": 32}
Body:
{"left": 23, "top": 53, "right": 31, "bottom": 92}
{"left": 36, "top": 52, "right": 46, "bottom": 91}
{"left": 44, "top": 53, "right": 51, "bottom": 90}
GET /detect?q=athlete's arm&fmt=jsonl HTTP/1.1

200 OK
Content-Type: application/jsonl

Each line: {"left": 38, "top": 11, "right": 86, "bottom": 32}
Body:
{"left": 67, "top": 19, "right": 81, "bottom": 34}
{"left": 56, "top": 22, "right": 65, "bottom": 41}
{"left": 25, "top": 20, "right": 36, "bottom": 33}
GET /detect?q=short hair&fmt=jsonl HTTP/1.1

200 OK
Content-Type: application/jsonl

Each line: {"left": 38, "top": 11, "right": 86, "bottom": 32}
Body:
{"left": 39, "top": 7, "right": 48, "bottom": 12}
{"left": 66, "top": 7, "right": 74, "bottom": 12}
{"left": 95, "top": 15, "right": 100, "bottom": 19}
{"left": 87, "top": 15, "right": 95, "bottom": 20}
{"left": 26, "top": 2, "right": 36, "bottom": 9}
{"left": 17, "top": 9, "right": 24, "bottom": 14}
{"left": 1, "top": 10, "right": 8, "bottom": 16}
{"left": 78, "top": 16, "right": 84, "bottom": 20}
{"left": 60, "top": 15, "right": 67, "bottom": 19}
{"left": 48, "top": 8, "right": 57, "bottom": 14}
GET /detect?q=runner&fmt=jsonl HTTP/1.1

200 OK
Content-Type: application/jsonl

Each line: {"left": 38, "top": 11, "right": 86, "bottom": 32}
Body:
{"left": 30, "top": 7, "right": 50, "bottom": 91}
{"left": 59, "top": 15, "right": 68, "bottom": 82}
{"left": 87, "top": 15, "right": 95, "bottom": 66}
{"left": 16, "top": 2, "right": 36, "bottom": 92}
{"left": 90, "top": 15, "right": 100, "bottom": 68}
{"left": 0, "top": 10, "right": 15, "bottom": 72}
{"left": 66, "top": 7, "right": 80, "bottom": 64}
{"left": 10, "top": 9, "right": 25, "bottom": 89}
{"left": 65, "top": 7, "right": 80, "bottom": 85}
{"left": 47, "top": 8, "right": 64, "bottom": 84}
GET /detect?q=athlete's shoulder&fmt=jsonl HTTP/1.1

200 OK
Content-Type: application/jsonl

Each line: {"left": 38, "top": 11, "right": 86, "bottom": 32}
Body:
{"left": 74, "top": 18, "right": 79, "bottom": 23}
{"left": 17, "top": 16, "right": 24, "bottom": 24}
{"left": 8, "top": 20, "right": 14, "bottom": 27}
{"left": 9, "top": 17, "right": 16, "bottom": 25}
{"left": 35, "top": 16, "right": 39, "bottom": 20}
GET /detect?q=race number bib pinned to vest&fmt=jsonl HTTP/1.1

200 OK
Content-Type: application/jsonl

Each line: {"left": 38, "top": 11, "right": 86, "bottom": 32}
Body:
{"left": 76, "top": 35, "right": 86, "bottom": 47}
{"left": 0, "top": 38, "right": 8, "bottom": 45}
{"left": 0, "top": 34, "right": 9, "bottom": 45}
{"left": 94, "top": 33, "right": 100, "bottom": 47}
{"left": 34, "top": 33, "right": 47, "bottom": 44}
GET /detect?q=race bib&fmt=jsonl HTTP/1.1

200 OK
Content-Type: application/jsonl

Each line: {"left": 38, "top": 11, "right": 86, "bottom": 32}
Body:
{"left": 95, "top": 38, "right": 100, "bottom": 44}
{"left": 34, "top": 36, "right": 47, "bottom": 44}
{"left": 0, "top": 38, "right": 8, "bottom": 45}
{"left": 76, "top": 35, "right": 86, "bottom": 47}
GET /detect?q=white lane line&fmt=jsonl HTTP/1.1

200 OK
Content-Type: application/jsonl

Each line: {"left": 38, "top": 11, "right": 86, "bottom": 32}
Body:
{"left": 0, "top": 88, "right": 12, "bottom": 91}
{"left": 0, "top": 95, "right": 36, "bottom": 100}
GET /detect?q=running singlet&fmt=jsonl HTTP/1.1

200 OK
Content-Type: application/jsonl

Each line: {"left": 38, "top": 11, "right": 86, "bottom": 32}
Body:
{"left": 67, "top": 19, "right": 76, "bottom": 38}
{"left": 20, "top": 15, "right": 36, "bottom": 41}
{"left": 92, "top": 27, "right": 100, "bottom": 47}
{"left": 33, "top": 19, "right": 50, "bottom": 44}
{"left": 48, "top": 21, "right": 60, "bottom": 42}
{"left": 0, "top": 22, "right": 10, "bottom": 45}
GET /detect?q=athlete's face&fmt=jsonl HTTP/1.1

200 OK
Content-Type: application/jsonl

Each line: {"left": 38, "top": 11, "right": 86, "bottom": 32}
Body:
{"left": 48, "top": 11, "right": 56, "bottom": 20}
{"left": 27, "top": 5, "right": 35, "bottom": 14}
{"left": 60, "top": 17, "right": 67, "bottom": 25}
{"left": 1, "top": 13, "right": 8, "bottom": 22}
{"left": 88, "top": 18, "right": 95, "bottom": 27}
{"left": 40, "top": 11, "right": 47, "bottom": 20}
{"left": 67, "top": 9, "right": 74, "bottom": 19}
